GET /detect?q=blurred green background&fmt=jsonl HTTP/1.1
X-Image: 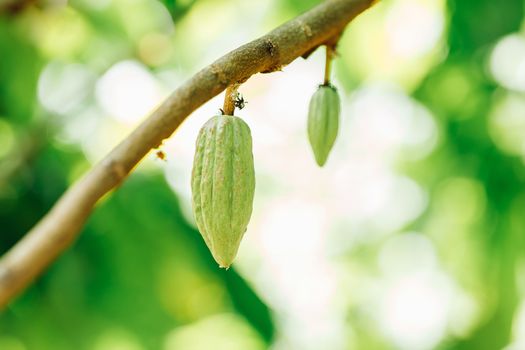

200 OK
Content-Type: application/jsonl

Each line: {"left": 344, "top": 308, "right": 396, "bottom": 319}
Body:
{"left": 1, "top": 0, "right": 525, "bottom": 349}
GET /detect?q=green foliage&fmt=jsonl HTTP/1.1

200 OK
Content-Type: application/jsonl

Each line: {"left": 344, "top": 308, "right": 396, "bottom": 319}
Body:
{"left": 2, "top": 0, "right": 525, "bottom": 349}
{"left": 448, "top": 0, "right": 523, "bottom": 54}
{"left": 156, "top": 0, "right": 198, "bottom": 21}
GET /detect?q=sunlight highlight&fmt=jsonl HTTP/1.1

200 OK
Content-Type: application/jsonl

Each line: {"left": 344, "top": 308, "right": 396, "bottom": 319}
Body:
{"left": 490, "top": 34, "right": 525, "bottom": 92}
{"left": 95, "top": 60, "right": 162, "bottom": 124}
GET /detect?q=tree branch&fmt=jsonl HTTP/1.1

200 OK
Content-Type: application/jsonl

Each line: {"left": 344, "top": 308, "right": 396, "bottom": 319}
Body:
{"left": 0, "top": 0, "right": 376, "bottom": 308}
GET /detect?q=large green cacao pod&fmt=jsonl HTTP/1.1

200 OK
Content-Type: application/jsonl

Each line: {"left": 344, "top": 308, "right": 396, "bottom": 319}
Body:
{"left": 307, "top": 84, "right": 341, "bottom": 166}
{"left": 191, "top": 115, "right": 256, "bottom": 268}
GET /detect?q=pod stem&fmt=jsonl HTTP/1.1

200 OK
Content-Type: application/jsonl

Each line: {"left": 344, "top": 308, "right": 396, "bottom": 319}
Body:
{"left": 323, "top": 45, "right": 334, "bottom": 86}
{"left": 223, "top": 84, "right": 239, "bottom": 115}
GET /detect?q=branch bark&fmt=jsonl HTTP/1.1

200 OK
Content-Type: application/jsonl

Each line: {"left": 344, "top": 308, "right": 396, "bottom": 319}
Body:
{"left": 0, "top": 0, "right": 376, "bottom": 308}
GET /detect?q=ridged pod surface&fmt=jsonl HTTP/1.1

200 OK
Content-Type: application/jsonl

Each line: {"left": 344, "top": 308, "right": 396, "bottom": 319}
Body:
{"left": 191, "top": 115, "right": 255, "bottom": 268}
{"left": 307, "top": 84, "right": 341, "bottom": 166}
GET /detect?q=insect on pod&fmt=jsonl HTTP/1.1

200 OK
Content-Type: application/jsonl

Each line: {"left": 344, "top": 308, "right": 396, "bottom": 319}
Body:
{"left": 191, "top": 114, "right": 255, "bottom": 268}
{"left": 307, "top": 84, "right": 341, "bottom": 166}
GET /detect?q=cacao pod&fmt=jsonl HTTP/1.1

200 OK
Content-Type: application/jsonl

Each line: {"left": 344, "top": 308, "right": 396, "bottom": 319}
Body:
{"left": 191, "top": 115, "right": 255, "bottom": 268}
{"left": 307, "top": 84, "right": 341, "bottom": 166}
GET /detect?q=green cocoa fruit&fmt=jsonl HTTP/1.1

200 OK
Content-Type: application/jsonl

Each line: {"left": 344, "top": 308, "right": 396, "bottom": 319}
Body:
{"left": 307, "top": 84, "right": 341, "bottom": 166}
{"left": 191, "top": 115, "right": 256, "bottom": 268}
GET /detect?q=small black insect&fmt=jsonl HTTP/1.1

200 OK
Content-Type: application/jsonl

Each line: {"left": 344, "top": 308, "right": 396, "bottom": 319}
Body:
{"left": 234, "top": 93, "right": 247, "bottom": 110}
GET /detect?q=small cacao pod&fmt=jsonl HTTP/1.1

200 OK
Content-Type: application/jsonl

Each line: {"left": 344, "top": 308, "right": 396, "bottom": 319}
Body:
{"left": 191, "top": 114, "right": 255, "bottom": 268}
{"left": 307, "top": 84, "right": 341, "bottom": 166}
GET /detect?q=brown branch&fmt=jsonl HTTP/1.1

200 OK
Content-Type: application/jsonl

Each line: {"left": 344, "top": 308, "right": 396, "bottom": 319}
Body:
{"left": 0, "top": 0, "right": 37, "bottom": 16}
{"left": 0, "top": 0, "right": 376, "bottom": 308}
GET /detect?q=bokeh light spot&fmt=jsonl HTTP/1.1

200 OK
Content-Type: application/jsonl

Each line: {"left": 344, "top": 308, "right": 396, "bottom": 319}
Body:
{"left": 38, "top": 61, "right": 96, "bottom": 115}
{"left": 385, "top": 0, "right": 444, "bottom": 59}
{"left": 93, "top": 329, "right": 144, "bottom": 350}
{"left": 138, "top": 32, "right": 173, "bottom": 66}
{"left": 95, "top": 60, "right": 162, "bottom": 124}
{"left": 490, "top": 34, "right": 525, "bottom": 92}
{"left": 164, "top": 314, "right": 265, "bottom": 350}
{"left": 489, "top": 92, "right": 525, "bottom": 157}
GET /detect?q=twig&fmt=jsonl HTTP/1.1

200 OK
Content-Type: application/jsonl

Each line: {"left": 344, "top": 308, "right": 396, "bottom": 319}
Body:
{"left": 323, "top": 33, "right": 341, "bottom": 85}
{"left": 0, "top": 0, "right": 377, "bottom": 308}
